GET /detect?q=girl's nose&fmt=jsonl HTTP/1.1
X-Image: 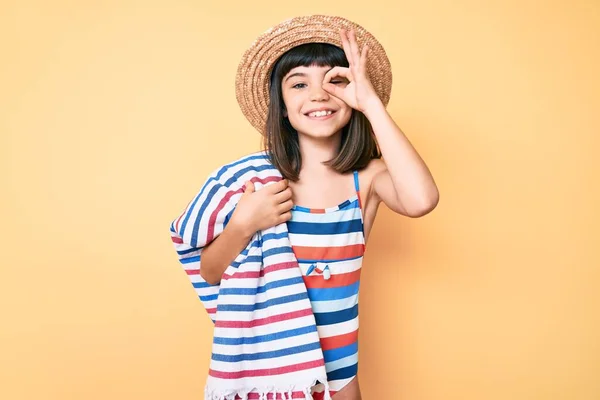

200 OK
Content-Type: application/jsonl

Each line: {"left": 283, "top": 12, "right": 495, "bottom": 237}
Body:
{"left": 309, "top": 85, "right": 329, "bottom": 101}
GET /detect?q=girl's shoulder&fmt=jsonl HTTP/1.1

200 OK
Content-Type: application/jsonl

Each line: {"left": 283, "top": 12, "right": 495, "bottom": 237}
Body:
{"left": 358, "top": 158, "right": 387, "bottom": 190}
{"left": 361, "top": 157, "right": 387, "bottom": 175}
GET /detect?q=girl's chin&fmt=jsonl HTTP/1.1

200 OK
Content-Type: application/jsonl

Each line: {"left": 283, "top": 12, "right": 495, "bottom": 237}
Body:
{"left": 295, "top": 129, "right": 343, "bottom": 139}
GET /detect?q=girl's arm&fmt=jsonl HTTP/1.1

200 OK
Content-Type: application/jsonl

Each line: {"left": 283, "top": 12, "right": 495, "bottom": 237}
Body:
{"left": 199, "top": 221, "right": 254, "bottom": 285}
{"left": 323, "top": 29, "right": 438, "bottom": 218}
{"left": 200, "top": 178, "right": 294, "bottom": 284}
{"left": 364, "top": 100, "right": 439, "bottom": 218}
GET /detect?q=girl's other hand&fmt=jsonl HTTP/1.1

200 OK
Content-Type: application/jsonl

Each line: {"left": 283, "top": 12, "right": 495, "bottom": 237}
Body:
{"left": 229, "top": 179, "right": 294, "bottom": 238}
{"left": 322, "top": 28, "right": 382, "bottom": 113}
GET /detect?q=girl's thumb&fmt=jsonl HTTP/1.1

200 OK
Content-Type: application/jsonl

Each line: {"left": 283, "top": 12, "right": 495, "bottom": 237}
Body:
{"left": 243, "top": 180, "right": 254, "bottom": 193}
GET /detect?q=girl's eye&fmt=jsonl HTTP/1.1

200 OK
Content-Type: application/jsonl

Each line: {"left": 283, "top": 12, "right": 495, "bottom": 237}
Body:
{"left": 292, "top": 80, "right": 345, "bottom": 89}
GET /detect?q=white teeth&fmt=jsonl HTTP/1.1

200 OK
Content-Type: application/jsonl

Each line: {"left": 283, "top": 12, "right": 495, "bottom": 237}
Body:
{"left": 308, "top": 110, "right": 333, "bottom": 117}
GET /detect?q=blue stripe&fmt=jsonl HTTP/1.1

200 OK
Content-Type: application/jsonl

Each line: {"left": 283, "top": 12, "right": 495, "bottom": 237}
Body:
{"left": 193, "top": 281, "right": 218, "bottom": 289}
{"left": 211, "top": 341, "right": 322, "bottom": 362}
{"left": 337, "top": 199, "right": 352, "bottom": 209}
{"left": 229, "top": 255, "right": 262, "bottom": 269}
{"left": 327, "top": 362, "right": 358, "bottom": 380}
{"left": 323, "top": 341, "right": 358, "bottom": 362}
{"left": 262, "top": 245, "right": 294, "bottom": 258}
{"left": 307, "top": 281, "right": 360, "bottom": 301}
{"left": 199, "top": 293, "right": 218, "bottom": 301}
{"left": 262, "top": 232, "right": 289, "bottom": 241}
{"left": 314, "top": 304, "right": 359, "bottom": 326}
{"left": 219, "top": 276, "right": 304, "bottom": 296}
{"left": 216, "top": 292, "right": 308, "bottom": 312}
{"left": 176, "top": 246, "right": 199, "bottom": 256}
{"left": 180, "top": 255, "right": 200, "bottom": 264}
{"left": 213, "top": 324, "right": 318, "bottom": 345}
{"left": 286, "top": 219, "right": 363, "bottom": 235}
{"left": 297, "top": 255, "right": 363, "bottom": 264}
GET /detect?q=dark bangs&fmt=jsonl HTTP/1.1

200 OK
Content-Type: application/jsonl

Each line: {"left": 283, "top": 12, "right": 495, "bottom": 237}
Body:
{"left": 264, "top": 42, "right": 381, "bottom": 182}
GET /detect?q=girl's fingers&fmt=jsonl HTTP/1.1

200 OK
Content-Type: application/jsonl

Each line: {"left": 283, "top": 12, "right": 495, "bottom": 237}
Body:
{"left": 323, "top": 66, "right": 350, "bottom": 83}
{"left": 341, "top": 29, "right": 366, "bottom": 71}
{"left": 277, "top": 199, "right": 294, "bottom": 213}
{"left": 360, "top": 45, "right": 369, "bottom": 71}
{"left": 348, "top": 30, "right": 361, "bottom": 64}
{"left": 273, "top": 187, "right": 292, "bottom": 203}
{"left": 339, "top": 29, "right": 355, "bottom": 66}
{"left": 322, "top": 82, "right": 343, "bottom": 99}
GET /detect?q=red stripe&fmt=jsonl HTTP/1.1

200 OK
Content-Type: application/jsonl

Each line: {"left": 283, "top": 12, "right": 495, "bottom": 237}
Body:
{"left": 209, "top": 359, "right": 324, "bottom": 379}
{"left": 222, "top": 271, "right": 260, "bottom": 280}
{"left": 206, "top": 188, "right": 242, "bottom": 242}
{"left": 264, "top": 261, "right": 299, "bottom": 274}
{"left": 320, "top": 329, "right": 358, "bottom": 351}
{"left": 293, "top": 244, "right": 364, "bottom": 261}
{"left": 185, "top": 268, "right": 200, "bottom": 275}
{"left": 214, "top": 308, "right": 313, "bottom": 328}
{"left": 221, "top": 261, "right": 298, "bottom": 280}
{"left": 303, "top": 269, "right": 361, "bottom": 289}
{"left": 171, "top": 235, "right": 183, "bottom": 244}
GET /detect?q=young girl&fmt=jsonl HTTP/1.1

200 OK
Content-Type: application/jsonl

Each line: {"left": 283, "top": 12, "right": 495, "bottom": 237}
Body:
{"left": 173, "top": 15, "right": 438, "bottom": 400}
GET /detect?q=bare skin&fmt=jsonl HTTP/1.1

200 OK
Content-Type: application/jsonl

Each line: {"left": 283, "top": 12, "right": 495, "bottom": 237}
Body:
{"left": 333, "top": 376, "right": 362, "bottom": 400}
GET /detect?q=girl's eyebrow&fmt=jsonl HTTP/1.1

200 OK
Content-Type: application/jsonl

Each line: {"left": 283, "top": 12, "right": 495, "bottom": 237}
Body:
{"left": 284, "top": 72, "right": 307, "bottom": 83}
{"left": 284, "top": 67, "right": 334, "bottom": 83}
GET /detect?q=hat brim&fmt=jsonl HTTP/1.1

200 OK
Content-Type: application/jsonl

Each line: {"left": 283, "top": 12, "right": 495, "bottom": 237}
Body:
{"left": 235, "top": 15, "right": 393, "bottom": 135}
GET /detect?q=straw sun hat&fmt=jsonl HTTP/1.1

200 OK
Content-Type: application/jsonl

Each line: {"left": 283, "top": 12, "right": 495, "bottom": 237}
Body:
{"left": 235, "top": 15, "right": 393, "bottom": 135}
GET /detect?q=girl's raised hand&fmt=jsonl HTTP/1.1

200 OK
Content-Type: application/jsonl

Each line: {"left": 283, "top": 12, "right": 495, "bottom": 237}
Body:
{"left": 229, "top": 179, "right": 294, "bottom": 238}
{"left": 322, "top": 29, "right": 382, "bottom": 113}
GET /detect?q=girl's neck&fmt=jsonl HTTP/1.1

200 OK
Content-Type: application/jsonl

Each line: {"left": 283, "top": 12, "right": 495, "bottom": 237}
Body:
{"left": 297, "top": 131, "right": 342, "bottom": 176}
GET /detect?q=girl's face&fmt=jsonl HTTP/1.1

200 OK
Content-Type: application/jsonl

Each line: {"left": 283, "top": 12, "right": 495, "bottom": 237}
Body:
{"left": 281, "top": 65, "right": 352, "bottom": 139}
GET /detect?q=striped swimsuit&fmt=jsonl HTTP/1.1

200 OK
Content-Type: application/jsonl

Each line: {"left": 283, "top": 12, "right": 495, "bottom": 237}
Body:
{"left": 286, "top": 170, "right": 365, "bottom": 399}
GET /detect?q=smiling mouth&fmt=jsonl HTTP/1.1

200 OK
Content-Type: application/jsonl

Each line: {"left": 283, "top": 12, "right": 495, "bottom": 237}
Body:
{"left": 305, "top": 110, "right": 337, "bottom": 120}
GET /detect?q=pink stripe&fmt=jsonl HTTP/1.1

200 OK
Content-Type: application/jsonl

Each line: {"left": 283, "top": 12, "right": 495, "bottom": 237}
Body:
{"left": 221, "top": 271, "right": 260, "bottom": 280}
{"left": 171, "top": 235, "right": 183, "bottom": 244}
{"left": 221, "top": 261, "right": 297, "bottom": 280}
{"left": 209, "top": 359, "right": 324, "bottom": 379}
{"left": 185, "top": 268, "right": 200, "bottom": 275}
{"left": 206, "top": 188, "right": 243, "bottom": 242}
{"left": 206, "top": 176, "right": 282, "bottom": 242}
{"left": 214, "top": 308, "right": 313, "bottom": 328}
{"left": 264, "top": 261, "right": 298, "bottom": 274}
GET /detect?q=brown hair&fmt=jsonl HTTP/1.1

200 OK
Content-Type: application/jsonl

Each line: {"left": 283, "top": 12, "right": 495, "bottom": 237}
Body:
{"left": 264, "top": 42, "right": 381, "bottom": 181}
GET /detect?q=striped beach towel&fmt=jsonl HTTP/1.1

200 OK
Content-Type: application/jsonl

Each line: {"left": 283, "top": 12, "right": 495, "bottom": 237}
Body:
{"left": 170, "top": 151, "right": 331, "bottom": 400}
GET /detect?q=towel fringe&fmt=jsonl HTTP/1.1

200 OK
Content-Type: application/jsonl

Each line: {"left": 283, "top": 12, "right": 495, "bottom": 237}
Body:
{"left": 204, "top": 377, "right": 330, "bottom": 400}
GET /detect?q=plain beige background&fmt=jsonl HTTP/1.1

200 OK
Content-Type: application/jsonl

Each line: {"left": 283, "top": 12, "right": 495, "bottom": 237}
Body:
{"left": 1, "top": 0, "right": 599, "bottom": 399}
